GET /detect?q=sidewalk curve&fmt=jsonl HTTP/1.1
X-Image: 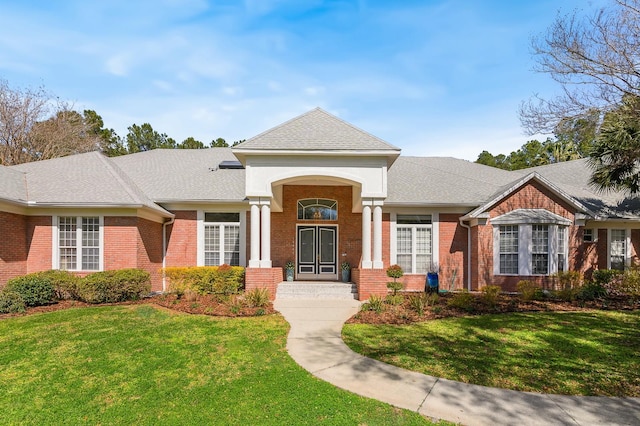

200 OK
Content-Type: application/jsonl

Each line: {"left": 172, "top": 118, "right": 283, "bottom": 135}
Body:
{"left": 274, "top": 298, "right": 640, "bottom": 426}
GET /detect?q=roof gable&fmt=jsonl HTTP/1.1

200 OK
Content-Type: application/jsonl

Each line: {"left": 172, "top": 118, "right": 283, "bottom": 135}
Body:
{"left": 462, "top": 172, "right": 597, "bottom": 220}
{"left": 233, "top": 108, "right": 400, "bottom": 152}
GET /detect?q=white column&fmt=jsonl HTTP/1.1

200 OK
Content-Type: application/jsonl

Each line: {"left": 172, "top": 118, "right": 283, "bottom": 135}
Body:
{"left": 373, "top": 203, "right": 383, "bottom": 269}
{"left": 260, "top": 202, "right": 272, "bottom": 268}
{"left": 249, "top": 202, "right": 261, "bottom": 267}
{"left": 362, "top": 203, "right": 372, "bottom": 269}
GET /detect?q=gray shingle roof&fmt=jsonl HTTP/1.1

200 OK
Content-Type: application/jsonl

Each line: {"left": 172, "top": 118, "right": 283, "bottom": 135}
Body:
{"left": 111, "top": 148, "right": 246, "bottom": 202}
{"left": 386, "top": 157, "right": 516, "bottom": 205}
{"left": 10, "top": 152, "right": 170, "bottom": 215}
{"left": 519, "top": 159, "right": 640, "bottom": 219}
{"left": 0, "top": 166, "right": 27, "bottom": 203}
{"left": 234, "top": 108, "right": 401, "bottom": 151}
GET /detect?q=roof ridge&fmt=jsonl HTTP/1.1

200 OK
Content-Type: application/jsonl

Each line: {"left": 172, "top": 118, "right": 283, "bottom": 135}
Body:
{"left": 314, "top": 108, "right": 401, "bottom": 151}
{"left": 94, "top": 152, "right": 152, "bottom": 206}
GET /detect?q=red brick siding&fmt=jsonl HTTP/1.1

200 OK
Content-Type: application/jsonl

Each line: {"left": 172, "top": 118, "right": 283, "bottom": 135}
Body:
{"left": 245, "top": 267, "right": 283, "bottom": 300}
{"left": 0, "top": 212, "right": 27, "bottom": 286}
{"left": 137, "top": 218, "right": 164, "bottom": 292}
{"left": 475, "top": 181, "right": 581, "bottom": 292}
{"left": 26, "top": 216, "right": 52, "bottom": 274}
{"left": 165, "top": 211, "right": 197, "bottom": 267}
{"left": 438, "top": 214, "right": 467, "bottom": 291}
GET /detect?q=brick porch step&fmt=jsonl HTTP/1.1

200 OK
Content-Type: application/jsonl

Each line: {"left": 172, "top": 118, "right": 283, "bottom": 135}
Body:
{"left": 276, "top": 281, "right": 358, "bottom": 300}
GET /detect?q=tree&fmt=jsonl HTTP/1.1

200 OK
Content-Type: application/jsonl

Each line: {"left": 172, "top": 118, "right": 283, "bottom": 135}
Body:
{"left": 83, "top": 109, "right": 127, "bottom": 157}
{"left": 177, "top": 137, "right": 207, "bottom": 149}
{"left": 521, "top": 0, "right": 640, "bottom": 194}
{"left": 27, "top": 108, "right": 102, "bottom": 162}
{"left": 520, "top": 0, "right": 640, "bottom": 135}
{"left": 125, "top": 123, "right": 176, "bottom": 153}
{"left": 210, "top": 137, "right": 229, "bottom": 147}
{"left": 589, "top": 94, "right": 640, "bottom": 194}
{"left": 0, "top": 80, "right": 101, "bottom": 165}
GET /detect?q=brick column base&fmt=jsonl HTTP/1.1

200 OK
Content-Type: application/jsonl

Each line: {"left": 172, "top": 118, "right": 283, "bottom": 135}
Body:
{"left": 245, "top": 267, "right": 283, "bottom": 300}
{"left": 353, "top": 268, "right": 389, "bottom": 300}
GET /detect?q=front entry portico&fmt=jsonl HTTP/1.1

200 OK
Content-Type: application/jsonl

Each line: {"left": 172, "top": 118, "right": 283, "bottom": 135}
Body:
{"left": 297, "top": 225, "right": 337, "bottom": 280}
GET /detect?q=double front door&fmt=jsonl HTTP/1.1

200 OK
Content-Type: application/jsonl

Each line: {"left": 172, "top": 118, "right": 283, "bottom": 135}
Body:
{"left": 297, "top": 226, "right": 337, "bottom": 280}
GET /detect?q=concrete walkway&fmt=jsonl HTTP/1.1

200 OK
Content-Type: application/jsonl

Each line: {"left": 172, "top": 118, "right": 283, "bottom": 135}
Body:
{"left": 274, "top": 298, "right": 640, "bottom": 426}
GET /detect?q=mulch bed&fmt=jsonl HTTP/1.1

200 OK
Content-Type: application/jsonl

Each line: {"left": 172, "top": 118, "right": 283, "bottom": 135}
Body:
{"left": 347, "top": 293, "right": 639, "bottom": 325}
{"left": 0, "top": 293, "right": 275, "bottom": 320}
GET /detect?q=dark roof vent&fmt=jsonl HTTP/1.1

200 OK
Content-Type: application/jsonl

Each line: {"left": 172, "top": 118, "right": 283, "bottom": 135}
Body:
{"left": 217, "top": 160, "right": 244, "bottom": 170}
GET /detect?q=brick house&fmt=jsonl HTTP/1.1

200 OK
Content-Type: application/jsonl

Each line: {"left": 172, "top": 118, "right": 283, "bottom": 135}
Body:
{"left": 1, "top": 108, "right": 638, "bottom": 299}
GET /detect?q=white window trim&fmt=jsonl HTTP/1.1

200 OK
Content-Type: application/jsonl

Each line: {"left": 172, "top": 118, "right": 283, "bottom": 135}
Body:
{"left": 197, "top": 210, "right": 246, "bottom": 266}
{"left": 390, "top": 211, "right": 439, "bottom": 274}
{"left": 607, "top": 228, "right": 631, "bottom": 270}
{"left": 494, "top": 223, "right": 567, "bottom": 276}
{"left": 583, "top": 228, "right": 598, "bottom": 243}
{"left": 52, "top": 215, "right": 104, "bottom": 271}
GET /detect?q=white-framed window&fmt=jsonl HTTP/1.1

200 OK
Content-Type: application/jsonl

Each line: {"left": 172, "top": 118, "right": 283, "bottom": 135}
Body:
{"left": 499, "top": 225, "right": 519, "bottom": 274}
{"left": 583, "top": 228, "right": 597, "bottom": 243}
{"left": 203, "top": 213, "right": 241, "bottom": 266}
{"left": 532, "top": 225, "right": 549, "bottom": 275}
{"left": 557, "top": 226, "right": 567, "bottom": 272}
{"left": 609, "top": 229, "right": 628, "bottom": 271}
{"left": 395, "top": 214, "right": 432, "bottom": 274}
{"left": 55, "top": 216, "right": 103, "bottom": 271}
{"left": 494, "top": 223, "right": 568, "bottom": 276}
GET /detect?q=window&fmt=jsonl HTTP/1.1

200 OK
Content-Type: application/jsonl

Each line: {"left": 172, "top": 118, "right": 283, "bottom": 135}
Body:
{"left": 204, "top": 213, "right": 240, "bottom": 266}
{"left": 297, "top": 199, "right": 337, "bottom": 220}
{"left": 557, "top": 226, "right": 567, "bottom": 272}
{"left": 531, "top": 225, "right": 549, "bottom": 275}
{"left": 610, "top": 229, "right": 627, "bottom": 271}
{"left": 396, "top": 215, "right": 432, "bottom": 274}
{"left": 583, "top": 228, "right": 596, "bottom": 243}
{"left": 495, "top": 223, "right": 568, "bottom": 276}
{"left": 499, "top": 225, "right": 519, "bottom": 274}
{"left": 57, "top": 216, "right": 101, "bottom": 271}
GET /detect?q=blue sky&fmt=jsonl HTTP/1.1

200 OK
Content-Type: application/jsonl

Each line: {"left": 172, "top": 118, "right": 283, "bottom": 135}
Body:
{"left": 0, "top": 0, "right": 606, "bottom": 160}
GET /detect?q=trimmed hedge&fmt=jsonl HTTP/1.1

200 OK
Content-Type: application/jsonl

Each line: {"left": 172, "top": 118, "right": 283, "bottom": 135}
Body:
{"left": 35, "top": 270, "right": 81, "bottom": 300}
{"left": 163, "top": 265, "right": 245, "bottom": 296}
{"left": 0, "top": 290, "right": 26, "bottom": 314}
{"left": 76, "top": 269, "right": 151, "bottom": 304}
{"left": 5, "top": 274, "right": 55, "bottom": 307}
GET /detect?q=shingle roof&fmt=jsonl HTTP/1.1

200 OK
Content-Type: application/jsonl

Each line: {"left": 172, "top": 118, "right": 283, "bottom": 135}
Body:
{"left": 386, "top": 157, "right": 516, "bottom": 205}
{"left": 111, "top": 148, "right": 245, "bottom": 202}
{"left": 0, "top": 166, "right": 27, "bottom": 203}
{"left": 518, "top": 159, "right": 640, "bottom": 219}
{"left": 10, "top": 152, "right": 170, "bottom": 215}
{"left": 234, "top": 108, "right": 401, "bottom": 151}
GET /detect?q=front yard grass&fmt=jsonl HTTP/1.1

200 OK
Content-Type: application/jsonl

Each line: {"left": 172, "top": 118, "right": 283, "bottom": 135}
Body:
{"left": 0, "top": 305, "right": 434, "bottom": 425}
{"left": 343, "top": 310, "right": 640, "bottom": 396}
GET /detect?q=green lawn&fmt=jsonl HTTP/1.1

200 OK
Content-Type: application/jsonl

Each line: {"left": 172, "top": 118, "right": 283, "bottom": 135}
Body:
{"left": 343, "top": 310, "right": 640, "bottom": 396}
{"left": 0, "top": 305, "right": 434, "bottom": 425}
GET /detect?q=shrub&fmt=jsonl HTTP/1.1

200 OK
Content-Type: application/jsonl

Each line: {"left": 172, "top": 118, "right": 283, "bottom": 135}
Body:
{"left": 408, "top": 293, "right": 438, "bottom": 316}
{"left": 360, "top": 294, "right": 384, "bottom": 313}
{"left": 577, "top": 281, "right": 607, "bottom": 301}
{"left": 516, "top": 280, "right": 544, "bottom": 301}
{"left": 551, "top": 271, "right": 583, "bottom": 301}
{"left": 386, "top": 281, "right": 403, "bottom": 295}
{"left": 245, "top": 288, "right": 270, "bottom": 308}
{"left": 605, "top": 268, "right": 640, "bottom": 301}
{"left": 481, "top": 285, "right": 501, "bottom": 308}
{"left": 447, "top": 290, "right": 475, "bottom": 312}
{"left": 227, "top": 295, "right": 244, "bottom": 314}
{"left": 385, "top": 293, "right": 404, "bottom": 306}
{"left": 163, "top": 266, "right": 245, "bottom": 296}
{"left": 36, "top": 270, "right": 81, "bottom": 300}
{"left": 5, "top": 274, "right": 55, "bottom": 307}
{"left": 592, "top": 269, "right": 622, "bottom": 286}
{"left": 77, "top": 269, "right": 150, "bottom": 304}
{"left": 0, "top": 290, "right": 26, "bottom": 314}
{"left": 386, "top": 264, "right": 404, "bottom": 280}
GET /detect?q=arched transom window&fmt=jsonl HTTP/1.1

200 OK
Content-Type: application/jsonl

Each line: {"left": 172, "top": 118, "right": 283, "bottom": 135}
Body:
{"left": 297, "top": 198, "right": 338, "bottom": 220}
